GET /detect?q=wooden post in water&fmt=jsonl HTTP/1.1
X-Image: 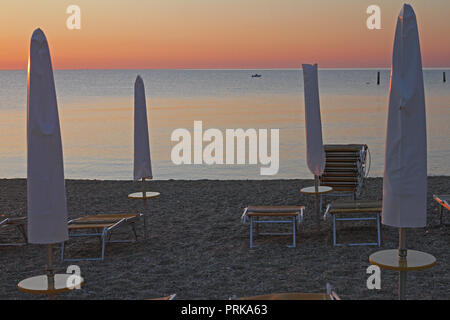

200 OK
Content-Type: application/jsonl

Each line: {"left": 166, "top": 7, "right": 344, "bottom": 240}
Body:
{"left": 377, "top": 71, "right": 380, "bottom": 85}
{"left": 444, "top": 72, "right": 446, "bottom": 83}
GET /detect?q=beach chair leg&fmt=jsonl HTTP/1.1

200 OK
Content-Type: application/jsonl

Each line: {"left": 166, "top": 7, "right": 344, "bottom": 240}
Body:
{"left": 101, "top": 231, "right": 107, "bottom": 261}
{"left": 143, "top": 215, "right": 147, "bottom": 239}
{"left": 377, "top": 213, "right": 381, "bottom": 247}
{"left": 289, "top": 216, "right": 296, "bottom": 248}
{"left": 333, "top": 215, "right": 337, "bottom": 246}
{"left": 61, "top": 241, "right": 65, "bottom": 261}
{"left": 131, "top": 223, "right": 138, "bottom": 241}
{"left": 249, "top": 217, "right": 254, "bottom": 248}
{"left": 319, "top": 195, "right": 323, "bottom": 215}
{"left": 256, "top": 216, "right": 260, "bottom": 235}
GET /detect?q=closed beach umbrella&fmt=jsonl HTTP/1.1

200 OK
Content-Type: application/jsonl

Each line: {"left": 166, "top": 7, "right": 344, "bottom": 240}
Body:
{"left": 378, "top": 4, "right": 428, "bottom": 300}
{"left": 383, "top": 4, "right": 427, "bottom": 228}
{"left": 133, "top": 76, "right": 152, "bottom": 181}
{"left": 302, "top": 64, "right": 325, "bottom": 177}
{"left": 302, "top": 64, "right": 326, "bottom": 230}
{"left": 27, "top": 28, "right": 68, "bottom": 244}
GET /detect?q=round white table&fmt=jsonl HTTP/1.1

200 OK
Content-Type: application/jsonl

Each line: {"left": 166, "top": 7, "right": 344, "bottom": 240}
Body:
{"left": 18, "top": 274, "right": 84, "bottom": 299}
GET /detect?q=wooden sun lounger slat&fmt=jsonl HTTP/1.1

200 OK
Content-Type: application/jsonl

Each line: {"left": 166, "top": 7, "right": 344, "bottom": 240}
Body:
{"left": 324, "top": 168, "right": 358, "bottom": 172}
{"left": 330, "top": 208, "right": 381, "bottom": 214}
{"left": 0, "top": 217, "right": 27, "bottom": 226}
{"left": 74, "top": 214, "right": 138, "bottom": 221}
{"left": 324, "top": 144, "right": 367, "bottom": 151}
{"left": 69, "top": 223, "right": 117, "bottom": 230}
{"left": 329, "top": 200, "right": 382, "bottom": 209}
{"left": 322, "top": 170, "right": 358, "bottom": 178}
{"left": 321, "top": 177, "right": 357, "bottom": 182}
{"left": 325, "top": 158, "right": 359, "bottom": 163}
{"left": 238, "top": 293, "right": 330, "bottom": 300}
{"left": 247, "top": 205, "right": 305, "bottom": 212}
{"left": 247, "top": 212, "right": 300, "bottom": 217}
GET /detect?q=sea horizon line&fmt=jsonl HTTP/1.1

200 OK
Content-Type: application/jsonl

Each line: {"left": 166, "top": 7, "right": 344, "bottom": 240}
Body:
{"left": 1, "top": 67, "right": 449, "bottom": 72}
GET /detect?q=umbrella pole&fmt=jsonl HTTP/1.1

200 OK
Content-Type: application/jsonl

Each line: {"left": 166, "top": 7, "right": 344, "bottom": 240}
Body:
{"left": 142, "top": 178, "right": 147, "bottom": 238}
{"left": 398, "top": 228, "right": 407, "bottom": 300}
{"left": 46, "top": 243, "right": 55, "bottom": 300}
{"left": 314, "top": 175, "right": 320, "bottom": 231}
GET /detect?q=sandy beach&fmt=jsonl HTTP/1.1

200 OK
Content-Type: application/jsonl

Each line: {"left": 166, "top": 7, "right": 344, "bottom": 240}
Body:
{"left": 0, "top": 176, "right": 448, "bottom": 300}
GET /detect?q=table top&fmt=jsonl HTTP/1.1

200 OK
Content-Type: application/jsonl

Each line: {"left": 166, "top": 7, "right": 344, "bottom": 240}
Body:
{"left": 128, "top": 191, "right": 161, "bottom": 199}
{"left": 18, "top": 274, "right": 84, "bottom": 295}
{"left": 300, "top": 186, "right": 333, "bottom": 195}
{"left": 369, "top": 249, "right": 436, "bottom": 271}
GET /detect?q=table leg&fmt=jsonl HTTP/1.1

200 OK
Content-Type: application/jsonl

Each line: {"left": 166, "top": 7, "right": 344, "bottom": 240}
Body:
{"left": 315, "top": 192, "right": 320, "bottom": 231}
{"left": 399, "top": 270, "right": 407, "bottom": 300}
{"left": 143, "top": 198, "right": 148, "bottom": 239}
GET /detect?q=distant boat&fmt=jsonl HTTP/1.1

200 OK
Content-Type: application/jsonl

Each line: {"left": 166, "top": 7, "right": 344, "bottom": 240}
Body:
{"left": 251, "top": 74, "right": 262, "bottom": 78}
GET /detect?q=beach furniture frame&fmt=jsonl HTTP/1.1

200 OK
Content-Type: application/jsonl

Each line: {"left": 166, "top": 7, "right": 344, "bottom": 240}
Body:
{"left": 434, "top": 195, "right": 450, "bottom": 225}
{"left": 61, "top": 213, "right": 142, "bottom": 261}
{"left": 236, "top": 283, "right": 340, "bottom": 300}
{"left": 320, "top": 144, "right": 370, "bottom": 200}
{"left": 149, "top": 294, "right": 177, "bottom": 300}
{"left": 324, "top": 200, "right": 382, "bottom": 247}
{"left": 0, "top": 216, "right": 27, "bottom": 246}
{"left": 241, "top": 206, "right": 304, "bottom": 248}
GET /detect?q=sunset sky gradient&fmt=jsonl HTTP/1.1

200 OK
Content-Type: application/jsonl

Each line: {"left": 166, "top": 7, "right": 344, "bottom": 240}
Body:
{"left": 1, "top": 0, "right": 449, "bottom": 69}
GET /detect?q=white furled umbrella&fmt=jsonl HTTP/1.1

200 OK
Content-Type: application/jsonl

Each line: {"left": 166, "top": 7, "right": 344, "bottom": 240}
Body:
{"left": 129, "top": 76, "right": 158, "bottom": 239}
{"left": 302, "top": 64, "right": 326, "bottom": 230}
{"left": 27, "top": 28, "right": 68, "bottom": 244}
{"left": 383, "top": 4, "right": 427, "bottom": 228}
{"left": 26, "top": 28, "right": 68, "bottom": 297}
{"left": 382, "top": 4, "right": 427, "bottom": 299}
{"left": 303, "top": 64, "right": 325, "bottom": 178}
{"left": 133, "top": 75, "right": 152, "bottom": 182}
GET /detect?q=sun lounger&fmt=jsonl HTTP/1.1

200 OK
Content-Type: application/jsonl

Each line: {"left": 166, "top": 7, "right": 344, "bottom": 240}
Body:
{"left": 320, "top": 144, "right": 370, "bottom": 199}
{"left": 61, "top": 213, "right": 142, "bottom": 261}
{"left": 324, "top": 200, "right": 382, "bottom": 247}
{"left": 241, "top": 206, "right": 304, "bottom": 248}
{"left": 236, "top": 283, "right": 340, "bottom": 300}
{"left": 0, "top": 210, "right": 27, "bottom": 246}
{"left": 434, "top": 195, "right": 450, "bottom": 225}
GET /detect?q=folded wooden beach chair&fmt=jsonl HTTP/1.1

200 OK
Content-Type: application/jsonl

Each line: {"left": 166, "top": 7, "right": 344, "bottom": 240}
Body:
{"left": 236, "top": 283, "right": 340, "bottom": 300}
{"left": 0, "top": 207, "right": 27, "bottom": 246}
{"left": 241, "top": 206, "right": 304, "bottom": 248}
{"left": 61, "top": 213, "right": 142, "bottom": 261}
{"left": 434, "top": 195, "right": 450, "bottom": 225}
{"left": 324, "top": 200, "right": 382, "bottom": 247}
{"left": 320, "top": 144, "right": 370, "bottom": 200}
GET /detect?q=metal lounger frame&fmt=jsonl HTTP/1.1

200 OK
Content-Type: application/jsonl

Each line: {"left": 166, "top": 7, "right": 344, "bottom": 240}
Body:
{"left": 434, "top": 195, "right": 450, "bottom": 225}
{"left": 61, "top": 214, "right": 142, "bottom": 261}
{"left": 324, "top": 204, "right": 381, "bottom": 247}
{"left": 0, "top": 217, "right": 28, "bottom": 246}
{"left": 249, "top": 215, "right": 298, "bottom": 249}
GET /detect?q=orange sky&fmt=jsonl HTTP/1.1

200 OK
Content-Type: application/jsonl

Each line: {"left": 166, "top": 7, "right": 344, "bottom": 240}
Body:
{"left": 1, "top": 0, "right": 449, "bottom": 69}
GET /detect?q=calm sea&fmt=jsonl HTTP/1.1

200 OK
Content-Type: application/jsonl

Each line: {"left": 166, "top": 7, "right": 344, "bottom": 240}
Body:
{"left": 0, "top": 69, "right": 449, "bottom": 180}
